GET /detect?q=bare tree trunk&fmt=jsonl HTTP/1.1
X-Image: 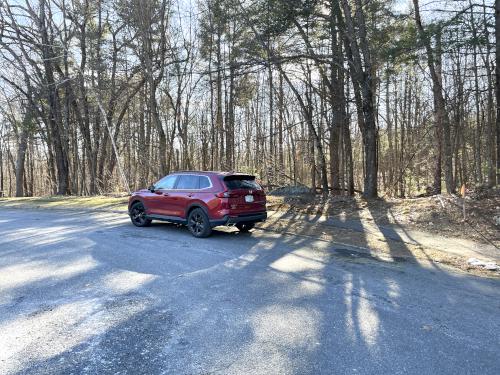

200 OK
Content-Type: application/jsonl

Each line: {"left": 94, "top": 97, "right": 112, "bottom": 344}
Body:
{"left": 414, "top": 0, "right": 454, "bottom": 193}
{"left": 15, "top": 124, "right": 29, "bottom": 197}
{"left": 0, "top": 140, "right": 3, "bottom": 195}
{"left": 339, "top": 0, "right": 378, "bottom": 197}
{"left": 496, "top": 0, "right": 500, "bottom": 184}
{"left": 386, "top": 73, "right": 394, "bottom": 196}
{"left": 343, "top": 78, "right": 354, "bottom": 196}
{"left": 483, "top": 2, "right": 496, "bottom": 187}
{"left": 226, "top": 38, "right": 236, "bottom": 170}
{"left": 329, "top": 6, "right": 341, "bottom": 192}
{"left": 39, "top": 0, "right": 69, "bottom": 195}
{"left": 216, "top": 27, "right": 224, "bottom": 170}
{"left": 278, "top": 73, "right": 285, "bottom": 184}
{"left": 267, "top": 59, "right": 274, "bottom": 186}
{"left": 471, "top": 11, "right": 483, "bottom": 185}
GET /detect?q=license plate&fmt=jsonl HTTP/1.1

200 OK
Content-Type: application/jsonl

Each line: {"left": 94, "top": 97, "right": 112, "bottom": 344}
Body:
{"left": 245, "top": 195, "right": 254, "bottom": 203}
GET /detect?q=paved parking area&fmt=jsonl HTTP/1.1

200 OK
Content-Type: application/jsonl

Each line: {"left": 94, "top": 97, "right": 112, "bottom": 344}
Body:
{"left": 0, "top": 208, "right": 499, "bottom": 374}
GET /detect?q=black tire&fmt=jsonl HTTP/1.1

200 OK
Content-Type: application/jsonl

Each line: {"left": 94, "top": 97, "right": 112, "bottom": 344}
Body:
{"left": 187, "top": 208, "right": 212, "bottom": 238}
{"left": 236, "top": 222, "right": 255, "bottom": 232}
{"left": 130, "top": 202, "right": 152, "bottom": 227}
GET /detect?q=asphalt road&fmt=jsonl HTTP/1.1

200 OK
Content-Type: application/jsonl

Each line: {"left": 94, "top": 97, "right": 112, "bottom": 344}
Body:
{"left": 0, "top": 208, "right": 499, "bottom": 375}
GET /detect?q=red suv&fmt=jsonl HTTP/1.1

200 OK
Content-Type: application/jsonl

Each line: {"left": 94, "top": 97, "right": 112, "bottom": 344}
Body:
{"left": 128, "top": 171, "right": 267, "bottom": 237}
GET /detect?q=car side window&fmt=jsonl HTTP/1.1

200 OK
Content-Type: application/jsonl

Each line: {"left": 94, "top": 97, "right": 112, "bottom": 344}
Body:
{"left": 156, "top": 175, "right": 177, "bottom": 190}
{"left": 199, "top": 176, "right": 211, "bottom": 189}
{"left": 176, "top": 175, "right": 199, "bottom": 190}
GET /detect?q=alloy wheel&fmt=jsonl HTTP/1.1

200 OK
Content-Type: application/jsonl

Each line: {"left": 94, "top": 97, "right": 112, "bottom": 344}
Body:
{"left": 131, "top": 204, "right": 146, "bottom": 225}
{"left": 189, "top": 212, "right": 205, "bottom": 235}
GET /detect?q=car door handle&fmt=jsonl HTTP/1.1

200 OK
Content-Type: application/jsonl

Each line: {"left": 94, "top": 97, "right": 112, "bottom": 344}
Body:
{"left": 162, "top": 192, "right": 169, "bottom": 196}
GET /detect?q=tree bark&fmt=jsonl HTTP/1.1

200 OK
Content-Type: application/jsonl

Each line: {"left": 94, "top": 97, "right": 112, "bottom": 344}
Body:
{"left": 39, "top": 0, "right": 69, "bottom": 195}
{"left": 339, "top": 0, "right": 378, "bottom": 197}
{"left": 495, "top": 0, "right": 500, "bottom": 185}
{"left": 15, "top": 117, "right": 30, "bottom": 197}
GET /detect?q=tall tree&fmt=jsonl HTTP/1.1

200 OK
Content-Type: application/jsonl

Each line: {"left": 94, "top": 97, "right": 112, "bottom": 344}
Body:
{"left": 413, "top": 0, "right": 454, "bottom": 194}
{"left": 496, "top": 0, "right": 500, "bottom": 184}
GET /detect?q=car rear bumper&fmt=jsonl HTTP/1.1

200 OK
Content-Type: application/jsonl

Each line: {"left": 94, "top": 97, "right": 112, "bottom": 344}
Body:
{"left": 210, "top": 212, "right": 267, "bottom": 227}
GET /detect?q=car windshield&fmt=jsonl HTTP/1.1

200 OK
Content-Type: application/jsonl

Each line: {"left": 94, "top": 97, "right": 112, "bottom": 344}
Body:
{"left": 223, "top": 176, "right": 261, "bottom": 190}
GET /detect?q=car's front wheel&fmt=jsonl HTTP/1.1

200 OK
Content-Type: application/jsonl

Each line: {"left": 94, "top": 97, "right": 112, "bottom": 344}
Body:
{"left": 236, "top": 222, "right": 255, "bottom": 232}
{"left": 187, "top": 208, "right": 212, "bottom": 238}
{"left": 130, "top": 202, "right": 152, "bottom": 227}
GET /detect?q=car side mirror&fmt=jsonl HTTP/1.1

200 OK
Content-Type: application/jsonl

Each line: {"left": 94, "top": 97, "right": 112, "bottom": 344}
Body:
{"left": 148, "top": 184, "right": 155, "bottom": 192}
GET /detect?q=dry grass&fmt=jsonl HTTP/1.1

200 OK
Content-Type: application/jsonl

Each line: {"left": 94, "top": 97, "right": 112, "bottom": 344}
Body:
{"left": 0, "top": 195, "right": 129, "bottom": 211}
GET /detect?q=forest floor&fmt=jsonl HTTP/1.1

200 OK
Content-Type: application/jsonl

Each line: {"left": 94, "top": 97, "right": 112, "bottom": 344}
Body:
{"left": 0, "top": 189, "right": 499, "bottom": 277}
{"left": 264, "top": 188, "right": 500, "bottom": 277}
{"left": 266, "top": 188, "right": 500, "bottom": 248}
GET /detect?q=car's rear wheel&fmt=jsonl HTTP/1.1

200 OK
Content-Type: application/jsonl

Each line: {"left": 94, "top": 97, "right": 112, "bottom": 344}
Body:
{"left": 130, "top": 202, "right": 152, "bottom": 227}
{"left": 236, "top": 222, "right": 255, "bottom": 232}
{"left": 188, "top": 208, "right": 212, "bottom": 238}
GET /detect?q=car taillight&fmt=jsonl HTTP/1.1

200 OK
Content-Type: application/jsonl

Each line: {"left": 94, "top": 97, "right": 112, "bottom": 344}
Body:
{"left": 215, "top": 191, "right": 237, "bottom": 198}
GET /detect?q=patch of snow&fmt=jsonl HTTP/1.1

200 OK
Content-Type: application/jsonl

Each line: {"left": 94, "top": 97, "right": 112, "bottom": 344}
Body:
{"left": 467, "top": 258, "right": 499, "bottom": 271}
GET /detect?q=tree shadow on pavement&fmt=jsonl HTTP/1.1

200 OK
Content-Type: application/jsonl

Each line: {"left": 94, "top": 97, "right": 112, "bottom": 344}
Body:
{"left": 1, "top": 208, "right": 500, "bottom": 374}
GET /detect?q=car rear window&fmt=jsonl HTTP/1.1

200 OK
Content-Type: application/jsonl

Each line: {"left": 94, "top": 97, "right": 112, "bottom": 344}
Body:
{"left": 199, "top": 176, "right": 211, "bottom": 189}
{"left": 174, "top": 175, "right": 212, "bottom": 190}
{"left": 223, "top": 176, "right": 261, "bottom": 190}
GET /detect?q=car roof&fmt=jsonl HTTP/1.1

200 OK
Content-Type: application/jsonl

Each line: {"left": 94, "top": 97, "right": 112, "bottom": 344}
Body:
{"left": 174, "top": 171, "right": 254, "bottom": 177}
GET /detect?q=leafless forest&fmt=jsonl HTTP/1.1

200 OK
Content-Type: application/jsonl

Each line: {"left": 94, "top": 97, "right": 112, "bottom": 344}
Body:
{"left": 0, "top": 0, "right": 498, "bottom": 198}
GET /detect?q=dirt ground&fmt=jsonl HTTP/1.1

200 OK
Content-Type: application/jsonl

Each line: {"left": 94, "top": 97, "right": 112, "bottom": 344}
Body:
{"left": 267, "top": 187, "right": 500, "bottom": 248}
